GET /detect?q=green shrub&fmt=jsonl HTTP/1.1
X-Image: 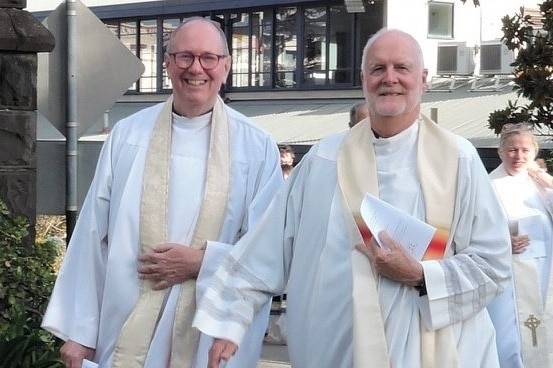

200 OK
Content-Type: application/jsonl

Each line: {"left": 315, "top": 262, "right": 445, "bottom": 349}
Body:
{"left": 0, "top": 200, "right": 63, "bottom": 367}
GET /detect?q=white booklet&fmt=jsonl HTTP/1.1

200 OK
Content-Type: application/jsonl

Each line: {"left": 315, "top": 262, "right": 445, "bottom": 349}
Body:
{"left": 517, "top": 214, "right": 547, "bottom": 260}
{"left": 360, "top": 193, "right": 436, "bottom": 261}
{"left": 82, "top": 359, "right": 99, "bottom": 368}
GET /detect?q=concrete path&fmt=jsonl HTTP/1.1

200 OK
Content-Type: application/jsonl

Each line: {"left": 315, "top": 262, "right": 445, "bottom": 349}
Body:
{"left": 257, "top": 343, "right": 290, "bottom": 368}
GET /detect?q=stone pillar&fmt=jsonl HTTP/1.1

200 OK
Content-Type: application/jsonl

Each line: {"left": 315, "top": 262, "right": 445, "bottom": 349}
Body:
{"left": 0, "top": 0, "right": 54, "bottom": 246}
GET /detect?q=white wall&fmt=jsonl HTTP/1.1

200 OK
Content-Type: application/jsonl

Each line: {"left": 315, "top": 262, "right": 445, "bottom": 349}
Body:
{"left": 385, "top": 0, "right": 540, "bottom": 78}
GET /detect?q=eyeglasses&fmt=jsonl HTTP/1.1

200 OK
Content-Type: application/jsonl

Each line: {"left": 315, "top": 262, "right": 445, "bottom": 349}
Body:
{"left": 168, "top": 52, "right": 228, "bottom": 70}
{"left": 501, "top": 122, "right": 533, "bottom": 133}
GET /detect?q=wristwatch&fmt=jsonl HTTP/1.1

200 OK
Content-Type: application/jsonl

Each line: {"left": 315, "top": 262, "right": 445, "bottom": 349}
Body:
{"left": 414, "top": 278, "right": 427, "bottom": 297}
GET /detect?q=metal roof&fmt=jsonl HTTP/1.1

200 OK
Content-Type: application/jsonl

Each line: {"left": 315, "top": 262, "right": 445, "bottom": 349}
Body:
{"left": 39, "top": 82, "right": 553, "bottom": 149}
{"left": 227, "top": 84, "right": 535, "bottom": 148}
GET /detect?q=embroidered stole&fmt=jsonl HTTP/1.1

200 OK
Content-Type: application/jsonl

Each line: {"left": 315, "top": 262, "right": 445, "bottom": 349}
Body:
{"left": 491, "top": 167, "right": 553, "bottom": 366}
{"left": 112, "top": 95, "right": 231, "bottom": 367}
{"left": 513, "top": 176, "right": 553, "bottom": 366}
{"left": 512, "top": 258, "right": 551, "bottom": 367}
{"left": 337, "top": 115, "right": 459, "bottom": 367}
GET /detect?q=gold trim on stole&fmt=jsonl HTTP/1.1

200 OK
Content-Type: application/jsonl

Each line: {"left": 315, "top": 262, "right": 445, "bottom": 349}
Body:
{"left": 112, "top": 95, "right": 231, "bottom": 367}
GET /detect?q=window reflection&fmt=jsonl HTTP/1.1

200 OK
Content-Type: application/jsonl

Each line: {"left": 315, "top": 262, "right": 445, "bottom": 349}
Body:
{"left": 120, "top": 21, "right": 138, "bottom": 91}
{"left": 100, "top": 3, "right": 382, "bottom": 93}
{"left": 139, "top": 19, "right": 157, "bottom": 92}
{"left": 275, "top": 7, "right": 297, "bottom": 88}
{"left": 231, "top": 11, "right": 272, "bottom": 88}
{"left": 428, "top": 2, "right": 454, "bottom": 39}
{"left": 329, "top": 6, "right": 352, "bottom": 84}
{"left": 232, "top": 13, "right": 250, "bottom": 87}
{"left": 253, "top": 11, "right": 272, "bottom": 87}
{"left": 303, "top": 7, "right": 326, "bottom": 86}
{"left": 162, "top": 19, "right": 180, "bottom": 90}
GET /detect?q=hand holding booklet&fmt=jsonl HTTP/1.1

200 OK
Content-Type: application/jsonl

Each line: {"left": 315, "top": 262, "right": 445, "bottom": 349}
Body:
{"left": 360, "top": 193, "right": 436, "bottom": 261}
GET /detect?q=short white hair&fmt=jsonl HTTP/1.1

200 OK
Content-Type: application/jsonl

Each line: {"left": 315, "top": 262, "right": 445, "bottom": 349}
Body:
{"left": 360, "top": 28, "right": 424, "bottom": 73}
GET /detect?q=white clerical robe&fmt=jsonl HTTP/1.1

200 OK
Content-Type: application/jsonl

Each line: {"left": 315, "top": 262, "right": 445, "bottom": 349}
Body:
{"left": 194, "top": 121, "right": 511, "bottom": 368}
{"left": 41, "top": 101, "right": 284, "bottom": 368}
{"left": 488, "top": 164, "right": 553, "bottom": 367}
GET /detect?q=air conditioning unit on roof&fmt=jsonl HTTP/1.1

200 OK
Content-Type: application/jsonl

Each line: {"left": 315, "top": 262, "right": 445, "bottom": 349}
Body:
{"left": 436, "top": 42, "right": 475, "bottom": 76}
{"left": 479, "top": 40, "right": 514, "bottom": 75}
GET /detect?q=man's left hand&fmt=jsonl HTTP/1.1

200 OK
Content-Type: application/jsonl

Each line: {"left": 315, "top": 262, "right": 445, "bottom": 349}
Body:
{"left": 138, "top": 243, "right": 205, "bottom": 290}
{"left": 355, "top": 230, "right": 423, "bottom": 287}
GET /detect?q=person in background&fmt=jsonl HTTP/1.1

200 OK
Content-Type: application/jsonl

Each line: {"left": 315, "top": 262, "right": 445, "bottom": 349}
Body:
{"left": 535, "top": 157, "right": 548, "bottom": 172}
{"left": 488, "top": 122, "right": 553, "bottom": 367}
{"left": 41, "top": 17, "right": 283, "bottom": 368}
{"left": 263, "top": 144, "right": 296, "bottom": 345}
{"left": 348, "top": 101, "right": 370, "bottom": 128}
{"left": 279, "top": 144, "right": 296, "bottom": 180}
{"left": 194, "top": 28, "right": 511, "bottom": 368}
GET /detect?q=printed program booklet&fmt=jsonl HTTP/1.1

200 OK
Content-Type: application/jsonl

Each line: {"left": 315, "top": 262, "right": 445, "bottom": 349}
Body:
{"left": 360, "top": 193, "right": 436, "bottom": 261}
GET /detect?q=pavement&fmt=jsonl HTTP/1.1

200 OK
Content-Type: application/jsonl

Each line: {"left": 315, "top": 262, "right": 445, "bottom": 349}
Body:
{"left": 257, "top": 343, "right": 290, "bottom": 368}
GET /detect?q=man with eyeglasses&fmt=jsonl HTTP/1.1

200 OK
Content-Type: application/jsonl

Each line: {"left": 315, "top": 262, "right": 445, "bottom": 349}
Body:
{"left": 42, "top": 17, "right": 283, "bottom": 368}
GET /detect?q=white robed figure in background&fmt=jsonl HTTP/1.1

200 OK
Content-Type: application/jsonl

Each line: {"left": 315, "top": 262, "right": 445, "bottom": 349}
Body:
{"left": 488, "top": 122, "right": 553, "bottom": 368}
{"left": 41, "top": 18, "right": 283, "bottom": 368}
{"left": 194, "top": 29, "right": 512, "bottom": 368}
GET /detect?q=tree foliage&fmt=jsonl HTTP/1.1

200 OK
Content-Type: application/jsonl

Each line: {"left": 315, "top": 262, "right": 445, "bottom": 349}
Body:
{"left": 488, "top": 0, "right": 553, "bottom": 134}
{"left": 0, "top": 200, "right": 63, "bottom": 367}
{"left": 460, "top": 0, "right": 480, "bottom": 6}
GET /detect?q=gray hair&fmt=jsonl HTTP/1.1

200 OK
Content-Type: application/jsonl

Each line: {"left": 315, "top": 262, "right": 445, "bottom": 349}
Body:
{"left": 361, "top": 28, "right": 424, "bottom": 73}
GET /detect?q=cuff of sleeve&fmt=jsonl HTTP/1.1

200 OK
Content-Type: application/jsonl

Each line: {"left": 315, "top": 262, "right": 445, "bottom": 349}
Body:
{"left": 418, "top": 260, "right": 451, "bottom": 330}
{"left": 197, "top": 241, "right": 232, "bottom": 302}
{"left": 193, "top": 307, "right": 246, "bottom": 347}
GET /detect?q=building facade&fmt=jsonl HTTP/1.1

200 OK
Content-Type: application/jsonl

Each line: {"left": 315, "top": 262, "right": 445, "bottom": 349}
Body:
{"left": 31, "top": 0, "right": 538, "bottom": 100}
{"left": 31, "top": 0, "right": 541, "bottom": 216}
{"left": 36, "top": 0, "right": 384, "bottom": 96}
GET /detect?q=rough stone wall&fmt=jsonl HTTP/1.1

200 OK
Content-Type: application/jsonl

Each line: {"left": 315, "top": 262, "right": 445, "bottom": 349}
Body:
{"left": 0, "top": 0, "right": 54, "bottom": 246}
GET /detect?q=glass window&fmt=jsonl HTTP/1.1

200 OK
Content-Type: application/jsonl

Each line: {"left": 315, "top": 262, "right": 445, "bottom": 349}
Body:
{"left": 355, "top": 9, "right": 380, "bottom": 85}
{"left": 162, "top": 18, "right": 181, "bottom": 90}
{"left": 120, "top": 21, "right": 138, "bottom": 91}
{"left": 139, "top": 19, "right": 157, "bottom": 92}
{"left": 105, "top": 21, "right": 119, "bottom": 37}
{"left": 303, "top": 7, "right": 327, "bottom": 86}
{"left": 275, "top": 7, "right": 297, "bottom": 88}
{"left": 252, "top": 11, "right": 272, "bottom": 87}
{"left": 100, "top": 2, "right": 384, "bottom": 93}
{"left": 232, "top": 13, "right": 250, "bottom": 88}
{"left": 329, "top": 6, "right": 351, "bottom": 85}
{"left": 428, "top": 2, "right": 454, "bottom": 39}
{"left": 231, "top": 11, "right": 273, "bottom": 88}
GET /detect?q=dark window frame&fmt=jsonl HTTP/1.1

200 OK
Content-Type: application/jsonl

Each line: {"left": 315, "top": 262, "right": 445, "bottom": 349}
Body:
{"left": 100, "top": 1, "right": 382, "bottom": 94}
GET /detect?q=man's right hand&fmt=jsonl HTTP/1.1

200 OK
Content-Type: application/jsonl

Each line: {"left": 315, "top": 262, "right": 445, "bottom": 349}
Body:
{"left": 208, "top": 338, "right": 238, "bottom": 368}
{"left": 60, "top": 340, "right": 95, "bottom": 368}
{"left": 511, "top": 234, "right": 530, "bottom": 254}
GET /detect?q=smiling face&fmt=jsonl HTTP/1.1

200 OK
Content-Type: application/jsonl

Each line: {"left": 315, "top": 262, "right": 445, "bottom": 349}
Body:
{"left": 361, "top": 30, "right": 427, "bottom": 136}
{"left": 165, "top": 19, "right": 231, "bottom": 117}
{"left": 498, "top": 131, "right": 538, "bottom": 175}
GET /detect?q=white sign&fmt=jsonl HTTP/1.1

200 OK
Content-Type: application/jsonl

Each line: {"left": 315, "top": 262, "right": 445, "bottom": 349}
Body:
{"left": 37, "top": 0, "right": 145, "bottom": 138}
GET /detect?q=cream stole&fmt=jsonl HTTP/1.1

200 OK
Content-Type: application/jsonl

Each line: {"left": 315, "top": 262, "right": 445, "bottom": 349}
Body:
{"left": 491, "top": 167, "right": 553, "bottom": 366}
{"left": 512, "top": 258, "right": 551, "bottom": 367}
{"left": 337, "top": 115, "right": 459, "bottom": 368}
{"left": 112, "top": 95, "right": 230, "bottom": 367}
{"left": 511, "top": 175, "right": 553, "bottom": 366}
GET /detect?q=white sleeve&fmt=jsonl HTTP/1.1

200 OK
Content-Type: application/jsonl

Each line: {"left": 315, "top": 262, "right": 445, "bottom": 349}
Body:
{"left": 420, "top": 146, "right": 512, "bottom": 330}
